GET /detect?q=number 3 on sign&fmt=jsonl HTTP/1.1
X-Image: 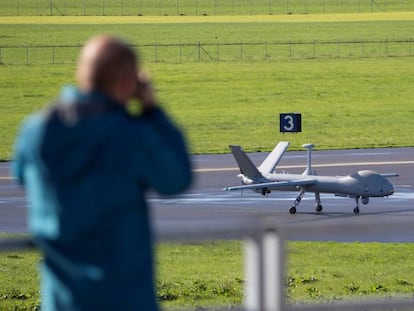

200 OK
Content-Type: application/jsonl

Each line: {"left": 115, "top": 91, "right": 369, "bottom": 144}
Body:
{"left": 283, "top": 115, "right": 295, "bottom": 131}
{"left": 279, "top": 113, "right": 301, "bottom": 133}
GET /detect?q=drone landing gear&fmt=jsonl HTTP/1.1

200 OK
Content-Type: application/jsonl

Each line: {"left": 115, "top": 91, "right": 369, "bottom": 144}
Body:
{"left": 353, "top": 196, "right": 360, "bottom": 215}
{"left": 261, "top": 188, "right": 270, "bottom": 196}
{"left": 289, "top": 189, "right": 306, "bottom": 215}
{"left": 315, "top": 192, "right": 323, "bottom": 212}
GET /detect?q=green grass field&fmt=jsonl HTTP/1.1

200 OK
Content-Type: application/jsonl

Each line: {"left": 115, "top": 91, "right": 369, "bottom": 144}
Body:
{"left": 2, "top": 57, "right": 413, "bottom": 159}
{"left": 1, "top": 13, "right": 413, "bottom": 159}
{"left": 1, "top": 13, "right": 414, "bottom": 45}
{"left": 3, "top": 241, "right": 414, "bottom": 310}
{"left": 1, "top": 0, "right": 414, "bottom": 16}
{"left": 1, "top": 6, "right": 414, "bottom": 310}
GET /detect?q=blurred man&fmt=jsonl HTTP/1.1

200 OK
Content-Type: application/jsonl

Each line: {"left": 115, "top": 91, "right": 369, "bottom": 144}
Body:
{"left": 13, "top": 35, "right": 192, "bottom": 311}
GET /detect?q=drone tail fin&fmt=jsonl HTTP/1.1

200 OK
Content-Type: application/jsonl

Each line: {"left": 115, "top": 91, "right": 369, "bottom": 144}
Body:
{"left": 229, "top": 145, "right": 263, "bottom": 178}
{"left": 258, "top": 141, "right": 290, "bottom": 174}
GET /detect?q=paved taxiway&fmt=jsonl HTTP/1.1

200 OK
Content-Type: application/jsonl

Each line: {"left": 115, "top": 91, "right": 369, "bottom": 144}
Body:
{"left": 1, "top": 147, "right": 413, "bottom": 241}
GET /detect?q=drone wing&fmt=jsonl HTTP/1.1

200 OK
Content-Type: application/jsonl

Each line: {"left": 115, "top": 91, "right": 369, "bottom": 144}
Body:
{"left": 223, "top": 179, "right": 316, "bottom": 191}
{"left": 380, "top": 173, "right": 399, "bottom": 178}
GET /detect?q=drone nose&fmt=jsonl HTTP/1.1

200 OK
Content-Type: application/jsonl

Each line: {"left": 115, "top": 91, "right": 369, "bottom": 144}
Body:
{"left": 386, "top": 181, "right": 394, "bottom": 195}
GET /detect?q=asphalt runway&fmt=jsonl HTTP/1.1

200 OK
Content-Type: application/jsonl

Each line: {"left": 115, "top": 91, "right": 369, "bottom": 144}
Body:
{"left": 1, "top": 146, "right": 414, "bottom": 241}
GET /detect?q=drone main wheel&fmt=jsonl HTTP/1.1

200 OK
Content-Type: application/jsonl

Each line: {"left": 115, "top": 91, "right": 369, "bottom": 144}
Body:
{"left": 316, "top": 205, "right": 323, "bottom": 212}
{"left": 289, "top": 206, "right": 297, "bottom": 214}
{"left": 353, "top": 207, "right": 360, "bottom": 215}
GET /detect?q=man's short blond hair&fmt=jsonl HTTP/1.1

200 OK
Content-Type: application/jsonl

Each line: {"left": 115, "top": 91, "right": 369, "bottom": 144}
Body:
{"left": 77, "top": 36, "right": 138, "bottom": 93}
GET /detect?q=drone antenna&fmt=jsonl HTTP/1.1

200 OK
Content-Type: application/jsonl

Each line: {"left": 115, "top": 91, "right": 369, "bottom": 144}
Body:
{"left": 302, "top": 143, "right": 315, "bottom": 175}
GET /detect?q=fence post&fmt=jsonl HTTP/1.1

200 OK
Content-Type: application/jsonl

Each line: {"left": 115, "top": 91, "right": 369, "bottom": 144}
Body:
{"left": 51, "top": 46, "right": 55, "bottom": 64}
{"left": 385, "top": 40, "right": 388, "bottom": 56}
{"left": 337, "top": 40, "right": 340, "bottom": 58}
{"left": 26, "top": 46, "right": 29, "bottom": 66}
{"left": 198, "top": 42, "right": 201, "bottom": 61}
{"left": 240, "top": 43, "right": 243, "bottom": 60}
{"left": 244, "top": 226, "right": 285, "bottom": 311}
{"left": 244, "top": 234, "right": 265, "bottom": 311}
{"left": 263, "top": 228, "right": 285, "bottom": 311}
{"left": 154, "top": 43, "right": 158, "bottom": 62}
{"left": 361, "top": 41, "right": 365, "bottom": 57}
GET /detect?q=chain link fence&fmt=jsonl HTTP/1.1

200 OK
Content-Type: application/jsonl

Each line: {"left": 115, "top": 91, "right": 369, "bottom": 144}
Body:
{"left": 0, "top": 39, "right": 413, "bottom": 65}
{"left": 0, "top": 0, "right": 413, "bottom": 16}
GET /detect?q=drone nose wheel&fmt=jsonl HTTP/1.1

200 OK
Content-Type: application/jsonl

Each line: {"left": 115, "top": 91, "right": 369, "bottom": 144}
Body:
{"left": 289, "top": 206, "right": 297, "bottom": 214}
{"left": 354, "top": 196, "right": 361, "bottom": 215}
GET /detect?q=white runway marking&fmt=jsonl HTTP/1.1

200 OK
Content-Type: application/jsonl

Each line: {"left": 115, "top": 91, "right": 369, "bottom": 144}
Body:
{"left": 1, "top": 160, "right": 412, "bottom": 176}
{"left": 150, "top": 189, "right": 414, "bottom": 205}
{"left": 194, "top": 160, "right": 414, "bottom": 172}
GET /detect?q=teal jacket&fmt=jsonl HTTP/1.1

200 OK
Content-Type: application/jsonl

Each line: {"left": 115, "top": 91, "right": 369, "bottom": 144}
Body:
{"left": 13, "top": 87, "right": 192, "bottom": 311}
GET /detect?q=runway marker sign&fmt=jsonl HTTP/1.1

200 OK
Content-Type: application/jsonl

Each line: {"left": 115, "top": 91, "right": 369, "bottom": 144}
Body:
{"left": 280, "top": 113, "right": 301, "bottom": 133}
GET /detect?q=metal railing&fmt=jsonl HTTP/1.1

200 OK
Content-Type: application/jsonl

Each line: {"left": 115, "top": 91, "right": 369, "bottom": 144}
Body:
{"left": 0, "top": 39, "right": 413, "bottom": 65}
{"left": 2, "top": 218, "right": 414, "bottom": 310}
